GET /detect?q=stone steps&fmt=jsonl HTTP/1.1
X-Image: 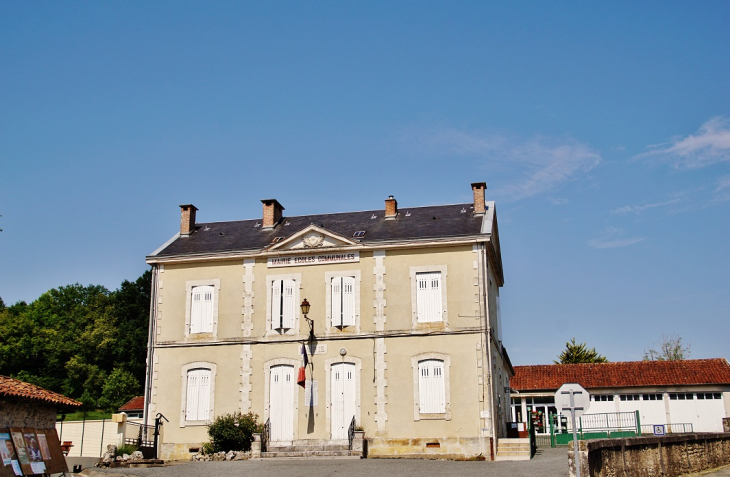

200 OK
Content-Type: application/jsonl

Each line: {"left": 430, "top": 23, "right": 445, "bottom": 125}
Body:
{"left": 262, "top": 441, "right": 362, "bottom": 459}
{"left": 495, "top": 438, "right": 532, "bottom": 461}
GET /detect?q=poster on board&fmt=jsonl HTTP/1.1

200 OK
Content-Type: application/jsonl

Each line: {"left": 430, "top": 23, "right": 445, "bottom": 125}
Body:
{"left": 0, "top": 431, "right": 22, "bottom": 476}
{"left": 8, "top": 431, "right": 32, "bottom": 476}
{"left": 22, "top": 431, "right": 46, "bottom": 475}
{"left": 41, "top": 428, "right": 69, "bottom": 475}
{"left": 35, "top": 433, "right": 51, "bottom": 462}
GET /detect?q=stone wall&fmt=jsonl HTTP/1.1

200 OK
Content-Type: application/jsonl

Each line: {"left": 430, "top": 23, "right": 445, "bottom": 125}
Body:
{"left": 568, "top": 433, "right": 730, "bottom": 477}
{"left": 0, "top": 399, "right": 56, "bottom": 429}
{"left": 367, "top": 436, "right": 486, "bottom": 459}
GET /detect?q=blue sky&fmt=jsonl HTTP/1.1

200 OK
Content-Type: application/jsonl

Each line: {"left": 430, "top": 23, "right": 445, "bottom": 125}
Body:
{"left": 1, "top": 2, "right": 728, "bottom": 365}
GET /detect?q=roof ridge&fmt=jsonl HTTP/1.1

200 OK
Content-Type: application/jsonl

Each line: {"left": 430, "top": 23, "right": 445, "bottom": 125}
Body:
{"left": 193, "top": 203, "right": 474, "bottom": 226}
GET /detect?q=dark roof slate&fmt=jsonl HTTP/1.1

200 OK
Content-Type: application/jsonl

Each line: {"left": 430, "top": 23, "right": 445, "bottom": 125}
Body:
{"left": 511, "top": 359, "right": 730, "bottom": 391}
{"left": 153, "top": 203, "right": 485, "bottom": 258}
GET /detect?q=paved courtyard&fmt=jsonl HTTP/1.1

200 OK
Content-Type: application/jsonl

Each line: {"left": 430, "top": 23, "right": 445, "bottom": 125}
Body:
{"left": 81, "top": 447, "right": 570, "bottom": 477}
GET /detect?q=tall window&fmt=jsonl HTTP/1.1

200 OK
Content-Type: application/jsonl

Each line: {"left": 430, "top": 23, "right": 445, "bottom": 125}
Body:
{"left": 272, "top": 279, "right": 296, "bottom": 330}
{"left": 416, "top": 272, "right": 442, "bottom": 323}
{"left": 418, "top": 359, "right": 445, "bottom": 414}
{"left": 190, "top": 285, "right": 214, "bottom": 334}
{"left": 185, "top": 368, "right": 211, "bottom": 421}
{"left": 331, "top": 276, "right": 355, "bottom": 327}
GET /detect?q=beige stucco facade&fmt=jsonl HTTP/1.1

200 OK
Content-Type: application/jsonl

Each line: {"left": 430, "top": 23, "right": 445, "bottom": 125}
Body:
{"left": 145, "top": 192, "right": 512, "bottom": 461}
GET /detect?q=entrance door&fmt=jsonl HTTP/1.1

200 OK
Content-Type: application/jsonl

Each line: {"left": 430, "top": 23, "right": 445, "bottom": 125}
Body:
{"left": 331, "top": 362, "right": 356, "bottom": 440}
{"left": 269, "top": 365, "right": 294, "bottom": 442}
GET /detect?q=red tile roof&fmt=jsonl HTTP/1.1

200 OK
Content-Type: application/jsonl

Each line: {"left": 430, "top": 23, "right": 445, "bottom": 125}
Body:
{"left": 511, "top": 358, "right": 730, "bottom": 391}
{"left": 0, "top": 375, "right": 81, "bottom": 407}
{"left": 119, "top": 395, "right": 145, "bottom": 411}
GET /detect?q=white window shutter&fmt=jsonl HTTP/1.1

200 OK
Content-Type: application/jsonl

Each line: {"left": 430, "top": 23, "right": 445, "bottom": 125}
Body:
{"left": 433, "top": 361, "right": 445, "bottom": 412}
{"left": 331, "top": 277, "right": 342, "bottom": 327}
{"left": 271, "top": 280, "right": 282, "bottom": 329}
{"left": 416, "top": 274, "right": 428, "bottom": 322}
{"left": 430, "top": 273, "right": 443, "bottom": 322}
{"left": 416, "top": 272, "right": 442, "bottom": 323}
{"left": 282, "top": 279, "right": 296, "bottom": 328}
{"left": 198, "top": 369, "right": 211, "bottom": 421}
{"left": 191, "top": 287, "right": 202, "bottom": 333}
{"left": 342, "top": 276, "right": 355, "bottom": 326}
{"left": 186, "top": 370, "right": 199, "bottom": 421}
{"left": 418, "top": 359, "right": 445, "bottom": 414}
{"left": 201, "top": 285, "right": 214, "bottom": 333}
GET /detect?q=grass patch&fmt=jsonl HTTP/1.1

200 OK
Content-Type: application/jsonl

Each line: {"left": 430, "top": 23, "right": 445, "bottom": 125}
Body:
{"left": 57, "top": 411, "right": 113, "bottom": 421}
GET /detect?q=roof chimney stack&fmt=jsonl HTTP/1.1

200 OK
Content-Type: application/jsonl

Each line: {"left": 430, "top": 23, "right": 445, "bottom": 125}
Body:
{"left": 261, "top": 199, "right": 284, "bottom": 229}
{"left": 385, "top": 195, "right": 398, "bottom": 219}
{"left": 471, "top": 182, "right": 487, "bottom": 215}
{"left": 180, "top": 204, "right": 198, "bottom": 236}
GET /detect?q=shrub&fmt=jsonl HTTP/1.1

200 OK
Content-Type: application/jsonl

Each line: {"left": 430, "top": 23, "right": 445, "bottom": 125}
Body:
{"left": 206, "top": 412, "right": 260, "bottom": 452}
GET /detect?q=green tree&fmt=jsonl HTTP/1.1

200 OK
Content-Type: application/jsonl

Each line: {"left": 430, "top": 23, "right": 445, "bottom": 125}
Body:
{"left": 644, "top": 334, "right": 691, "bottom": 361}
{"left": 555, "top": 338, "right": 608, "bottom": 364}
{"left": 97, "top": 368, "right": 141, "bottom": 412}
{"left": 0, "top": 272, "right": 150, "bottom": 407}
{"left": 109, "top": 271, "right": 151, "bottom": 386}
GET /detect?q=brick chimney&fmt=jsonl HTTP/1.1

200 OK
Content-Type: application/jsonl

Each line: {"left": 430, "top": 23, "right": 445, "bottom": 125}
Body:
{"left": 471, "top": 182, "right": 487, "bottom": 215}
{"left": 385, "top": 195, "right": 398, "bottom": 219}
{"left": 180, "top": 204, "right": 198, "bottom": 236}
{"left": 261, "top": 199, "right": 284, "bottom": 229}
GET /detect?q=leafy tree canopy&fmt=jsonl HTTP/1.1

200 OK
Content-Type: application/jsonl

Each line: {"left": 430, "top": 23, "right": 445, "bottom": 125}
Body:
{"left": 644, "top": 334, "right": 691, "bottom": 361}
{"left": 555, "top": 338, "right": 608, "bottom": 364}
{"left": 0, "top": 270, "right": 151, "bottom": 410}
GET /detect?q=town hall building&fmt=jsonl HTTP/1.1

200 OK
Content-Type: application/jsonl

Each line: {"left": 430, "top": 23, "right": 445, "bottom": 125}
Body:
{"left": 143, "top": 182, "right": 513, "bottom": 460}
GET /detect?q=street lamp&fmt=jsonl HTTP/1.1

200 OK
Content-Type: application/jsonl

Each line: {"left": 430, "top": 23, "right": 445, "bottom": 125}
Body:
{"left": 301, "top": 298, "right": 314, "bottom": 341}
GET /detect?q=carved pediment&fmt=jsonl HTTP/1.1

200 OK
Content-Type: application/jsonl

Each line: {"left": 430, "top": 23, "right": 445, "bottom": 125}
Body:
{"left": 266, "top": 224, "right": 359, "bottom": 251}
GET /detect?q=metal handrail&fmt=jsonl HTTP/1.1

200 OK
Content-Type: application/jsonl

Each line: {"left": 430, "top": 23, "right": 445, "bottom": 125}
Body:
{"left": 347, "top": 416, "right": 356, "bottom": 453}
{"left": 262, "top": 418, "right": 270, "bottom": 453}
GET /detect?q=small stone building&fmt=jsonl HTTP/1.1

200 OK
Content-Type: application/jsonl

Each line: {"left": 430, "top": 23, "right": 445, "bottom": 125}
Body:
{"left": 0, "top": 375, "right": 81, "bottom": 430}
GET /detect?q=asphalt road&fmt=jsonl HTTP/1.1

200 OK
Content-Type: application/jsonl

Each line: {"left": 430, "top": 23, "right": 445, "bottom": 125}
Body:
{"left": 81, "top": 447, "right": 571, "bottom": 477}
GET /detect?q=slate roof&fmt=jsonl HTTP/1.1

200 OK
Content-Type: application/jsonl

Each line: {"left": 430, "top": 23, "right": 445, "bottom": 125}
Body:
{"left": 0, "top": 375, "right": 82, "bottom": 408}
{"left": 511, "top": 359, "right": 730, "bottom": 391}
{"left": 119, "top": 395, "right": 144, "bottom": 412}
{"left": 152, "top": 203, "right": 487, "bottom": 258}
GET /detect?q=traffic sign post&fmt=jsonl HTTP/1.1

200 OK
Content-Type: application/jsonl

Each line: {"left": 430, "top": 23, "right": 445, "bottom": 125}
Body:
{"left": 555, "top": 383, "right": 590, "bottom": 477}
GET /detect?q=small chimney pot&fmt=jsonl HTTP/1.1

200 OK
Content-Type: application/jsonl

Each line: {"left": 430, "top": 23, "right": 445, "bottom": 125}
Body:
{"left": 385, "top": 195, "right": 398, "bottom": 219}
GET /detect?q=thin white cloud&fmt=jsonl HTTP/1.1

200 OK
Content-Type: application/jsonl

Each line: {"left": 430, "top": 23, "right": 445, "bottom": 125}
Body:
{"left": 406, "top": 127, "right": 601, "bottom": 201}
{"left": 588, "top": 226, "right": 645, "bottom": 249}
{"left": 610, "top": 198, "right": 680, "bottom": 215}
{"left": 549, "top": 197, "right": 569, "bottom": 205}
{"left": 636, "top": 116, "right": 730, "bottom": 169}
{"left": 712, "top": 175, "right": 730, "bottom": 204}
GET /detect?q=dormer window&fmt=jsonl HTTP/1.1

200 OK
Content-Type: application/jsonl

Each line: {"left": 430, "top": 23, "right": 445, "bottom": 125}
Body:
{"left": 353, "top": 231, "right": 366, "bottom": 238}
{"left": 271, "top": 236, "right": 284, "bottom": 244}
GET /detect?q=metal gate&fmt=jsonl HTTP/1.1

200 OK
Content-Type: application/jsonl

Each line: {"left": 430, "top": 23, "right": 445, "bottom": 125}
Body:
{"left": 125, "top": 414, "right": 168, "bottom": 459}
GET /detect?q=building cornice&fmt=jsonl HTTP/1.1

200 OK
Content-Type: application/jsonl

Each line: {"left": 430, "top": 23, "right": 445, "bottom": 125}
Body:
{"left": 146, "top": 234, "right": 492, "bottom": 265}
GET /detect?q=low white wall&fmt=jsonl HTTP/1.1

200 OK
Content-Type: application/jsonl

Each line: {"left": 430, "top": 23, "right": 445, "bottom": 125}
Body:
{"left": 55, "top": 418, "right": 143, "bottom": 457}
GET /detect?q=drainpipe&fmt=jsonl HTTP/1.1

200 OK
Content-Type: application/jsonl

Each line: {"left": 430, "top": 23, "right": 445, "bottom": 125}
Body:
{"left": 142, "top": 265, "right": 158, "bottom": 432}
{"left": 480, "top": 242, "right": 497, "bottom": 454}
